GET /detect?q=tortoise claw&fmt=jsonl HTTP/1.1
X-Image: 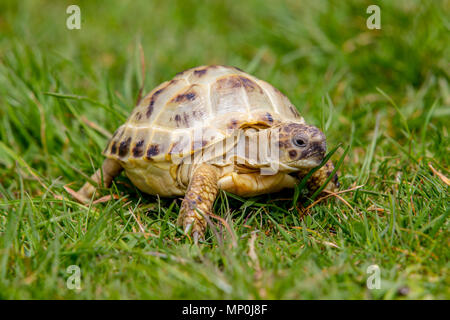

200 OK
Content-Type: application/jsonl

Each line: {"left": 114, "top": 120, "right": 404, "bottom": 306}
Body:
{"left": 192, "top": 231, "right": 203, "bottom": 244}
{"left": 184, "top": 222, "right": 193, "bottom": 235}
{"left": 183, "top": 222, "right": 204, "bottom": 244}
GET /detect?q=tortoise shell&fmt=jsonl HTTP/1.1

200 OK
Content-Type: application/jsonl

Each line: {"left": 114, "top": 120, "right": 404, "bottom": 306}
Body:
{"left": 104, "top": 65, "right": 304, "bottom": 163}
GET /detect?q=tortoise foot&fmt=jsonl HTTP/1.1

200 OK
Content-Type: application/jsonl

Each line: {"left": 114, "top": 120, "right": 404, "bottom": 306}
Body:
{"left": 178, "top": 210, "right": 206, "bottom": 244}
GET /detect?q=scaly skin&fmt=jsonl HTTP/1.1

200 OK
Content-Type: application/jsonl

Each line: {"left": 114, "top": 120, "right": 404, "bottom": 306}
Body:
{"left": 177, "top": 163, "right": 219, "bottom": 243}
{"left": 298, "top": 160, "right": 340, "bottom": 194}
{"left": 75, "top": 158, "right": 123, "bottom": 203}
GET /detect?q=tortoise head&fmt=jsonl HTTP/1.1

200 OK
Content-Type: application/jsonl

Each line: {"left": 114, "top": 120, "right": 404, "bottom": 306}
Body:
{"left": 275, "top": 122, "right": 326, "bottom": 170}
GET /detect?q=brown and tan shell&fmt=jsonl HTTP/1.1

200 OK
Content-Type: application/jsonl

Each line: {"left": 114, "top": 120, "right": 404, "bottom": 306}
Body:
{"left": 103, "top": 65, "right": 304, "bottom": 163}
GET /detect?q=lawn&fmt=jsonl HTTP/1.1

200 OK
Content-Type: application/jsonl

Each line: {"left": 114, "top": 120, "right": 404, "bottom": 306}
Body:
{"left": 0, "top": 0, "right": 448, "bottom": 299}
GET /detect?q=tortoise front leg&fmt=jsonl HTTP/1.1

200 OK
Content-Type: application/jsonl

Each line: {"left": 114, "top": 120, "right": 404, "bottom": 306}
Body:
{"left": 177, "top": 163, "right": 219, "bottom": 243}
{"left": 300, "top": 160, "right": 340, "bottom": 194}
{"left": 73, "top": 158, "right": 123, "bottom": 203}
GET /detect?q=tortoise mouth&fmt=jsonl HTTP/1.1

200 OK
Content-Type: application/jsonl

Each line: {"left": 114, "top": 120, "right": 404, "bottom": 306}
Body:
{"left": 288, "top": 157, "right": 323, "bottom": 168}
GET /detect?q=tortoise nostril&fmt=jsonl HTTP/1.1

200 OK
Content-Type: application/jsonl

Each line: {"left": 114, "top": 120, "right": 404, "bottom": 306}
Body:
{"left": 319, "top": 142, "right": 327, "bottom": 155}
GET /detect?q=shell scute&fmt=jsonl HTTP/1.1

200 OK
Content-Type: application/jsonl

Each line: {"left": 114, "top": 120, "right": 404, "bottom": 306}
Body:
{"left": 211, "top": 75, "right": 248, "bottom": 115}
{"left": 146, "top": 130, "right": 171, "bottom": 161}
{"left": 155, "top": 84, "right": 209, "bottom": 129}
{"left": 132, "top": 139, "right": 145, "bottom": 158}
{"left": 118, "top": 137, "right": 132, "bottom": 158}
{"left": 146, "top": 144, "right": 160, "bottom": 159}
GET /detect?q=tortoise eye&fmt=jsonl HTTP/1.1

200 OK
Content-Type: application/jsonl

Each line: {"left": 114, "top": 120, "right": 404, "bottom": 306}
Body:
{"left": 292, "top": 135, "right": 307, "bottom": 148}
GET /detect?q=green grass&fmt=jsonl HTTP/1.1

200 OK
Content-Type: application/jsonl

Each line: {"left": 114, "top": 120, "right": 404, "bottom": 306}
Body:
{"left": 0, "top": 0, "right": 449, "bottom": 299}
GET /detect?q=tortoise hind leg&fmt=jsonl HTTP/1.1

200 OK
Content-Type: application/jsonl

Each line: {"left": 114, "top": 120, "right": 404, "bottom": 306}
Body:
{"left": 73, "top": 158, "right": 123, "bottom": 204}
{"left": 177, "top": 163, "right": 219, "bottom": 243}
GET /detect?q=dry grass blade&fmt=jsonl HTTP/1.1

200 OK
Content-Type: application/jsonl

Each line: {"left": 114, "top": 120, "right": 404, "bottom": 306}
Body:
{"left": 92, "top": 194, "right": 123, "bottom": 204}
{"left": 428, "top": 163, "right": 450, "bottom": 186}
{"left": 315, "top": 239, "right": 340, "bottom": 249}
{"left": 208, "top": 212, "right": 237, "bottom": 247}
{"left": 92, "top": 195, "right": 113, "bottom": 204}
{"left": 135, "top": 42, "right": 146, "bottom": 106}
{"left": 304, "top": 185, "right": 364, "bottom": 214}
{"left": 81, "top": 116, "right": 112, "bottom": 138}
{"left": 248, "top": 232, "right": 266, "bottom": 298}
{"left": 128, "top": 207, "right": 149, "bottom": 239}
{"left": 248, "top": 232, "right": 258, "bottom": 262}
{"left": 203, "top": 213, "right": 223, "bottom": 247}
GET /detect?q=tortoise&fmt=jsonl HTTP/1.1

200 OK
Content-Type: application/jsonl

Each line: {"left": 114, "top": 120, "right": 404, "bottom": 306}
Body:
{"left": 75, "top": 65, "right": 339, "bottom": 242}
